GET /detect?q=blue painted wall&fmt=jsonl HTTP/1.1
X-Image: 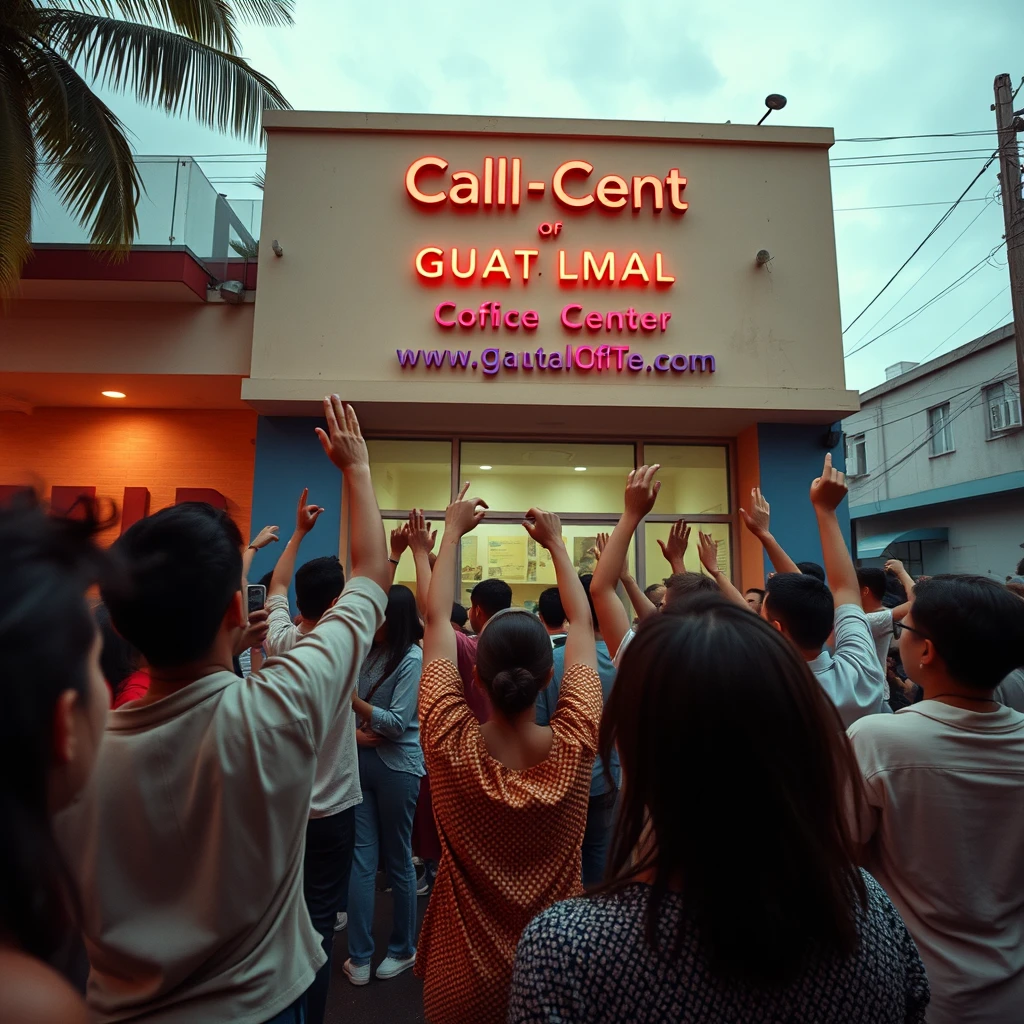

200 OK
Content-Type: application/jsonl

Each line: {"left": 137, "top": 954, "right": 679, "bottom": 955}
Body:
{"left": 249, "top": 416, "right": 343, "bottom": 611}
{"left": 756, "top": 423, "right": 849, "bottom": 575}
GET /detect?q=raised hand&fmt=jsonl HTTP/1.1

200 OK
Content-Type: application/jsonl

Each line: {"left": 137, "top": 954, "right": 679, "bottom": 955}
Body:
{"left": 697, "top": 530, "right": 720, "bottom": 575}
{"left": 315, "top": 395, "right": 369, "bottom": 472}
{"left": 523, "top": 508, "right": 564, "bottom": 552}
{"left": 739, "top": 487, "right": 771, "bottom": 537}
{"left": 249, "top": 525, "right": 280, "bottom": 551}
{"left": 408, "top": 508, "right": 438, "bottom": 555}
{"left": 657, "top": 518, "right": 691, "bottom": 570}
{"left": 624, "top": 464, "right": 662, "bottom": 520}
{"left": 236, "top": 608, "right": 269, "bottom": 653}
{"left": 295, "top": 487, "right": 324, "bottom": 535}
{"left": 445, "top": 483, "right": 488, "bottom": 539}
{"left": 389, "top": 524, "right": 410, "bottom": 562}
{"left": 809, "top": 453, "right": 848, "bottom": 512}
{"left": 592, "top": 530, "right": 630, "bottom": 579}
{"left": 884, "top": 558, "right": 905, "bottom": 576}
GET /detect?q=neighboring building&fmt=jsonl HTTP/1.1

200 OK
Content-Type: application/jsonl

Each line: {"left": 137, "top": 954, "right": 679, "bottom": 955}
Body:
{"left": 2, "top": 113, "right": 861, "bottom": 597}
{"left": 844, "top": 324, "right": 1023, "bottom": 579}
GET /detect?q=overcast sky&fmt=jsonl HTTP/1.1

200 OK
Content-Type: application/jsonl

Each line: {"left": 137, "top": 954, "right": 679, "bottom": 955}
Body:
{"left": 100, "top": 0, "right": 1023, "bottom": 393}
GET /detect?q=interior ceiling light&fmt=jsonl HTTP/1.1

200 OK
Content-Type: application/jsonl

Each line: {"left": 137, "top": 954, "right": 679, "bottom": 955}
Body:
{"left": 101, "top": 391, "right": 126, "bottom": 398}
{"left": 479, "top": 465, "right": 492, "bottom": 470}
{"left": 574, "top": 467, "right": 588, "bottom": 472}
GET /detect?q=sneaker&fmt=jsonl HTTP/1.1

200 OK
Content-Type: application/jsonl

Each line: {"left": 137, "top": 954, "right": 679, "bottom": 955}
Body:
{"left": 375, "top": 953, "right": 417, "bottom": 981}
{"left": 343, "top": 959, "right": 370, "bottom": 986}
{"left": 334, "top": 912, "right": 348, "bottom": 933}
{"left": 416, "top": 875, "right": 430, "bottom": 897}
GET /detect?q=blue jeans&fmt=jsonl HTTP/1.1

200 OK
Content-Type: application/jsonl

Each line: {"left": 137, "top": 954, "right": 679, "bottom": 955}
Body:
{"left": 582, "top": 791, "right": 617, "bottom": 888}
{"left": 302, "top": 808, "right": 356, "bottom": 1024}
{"left": 264, "top": 993, "right": 306, "bottom": 1023}
{"left": 347, "top": 749, "right": 420, "bottom": 966}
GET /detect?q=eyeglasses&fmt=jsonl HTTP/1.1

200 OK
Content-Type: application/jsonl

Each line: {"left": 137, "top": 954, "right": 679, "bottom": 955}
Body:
{"left": 893, "top": 621, "right": 928, "bottom": 641}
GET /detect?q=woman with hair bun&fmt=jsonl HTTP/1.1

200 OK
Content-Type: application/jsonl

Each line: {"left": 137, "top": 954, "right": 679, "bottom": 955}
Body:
{"left": 414, "top": 484, "right": 601, "bottom": 1024}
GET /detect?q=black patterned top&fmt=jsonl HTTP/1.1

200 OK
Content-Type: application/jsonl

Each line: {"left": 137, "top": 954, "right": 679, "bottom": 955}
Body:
{"left": 508, "top": 872, "right": 929, "bottom": 1024}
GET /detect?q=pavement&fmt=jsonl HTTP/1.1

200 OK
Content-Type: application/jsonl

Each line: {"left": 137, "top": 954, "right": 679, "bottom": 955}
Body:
{"left": 324, "top": 892, "right": 428, "bottom": 1024}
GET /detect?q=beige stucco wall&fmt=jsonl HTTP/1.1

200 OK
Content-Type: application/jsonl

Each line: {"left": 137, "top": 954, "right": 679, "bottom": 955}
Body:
{"left": 247, "top": 112, "right": 857, "bottom": 419}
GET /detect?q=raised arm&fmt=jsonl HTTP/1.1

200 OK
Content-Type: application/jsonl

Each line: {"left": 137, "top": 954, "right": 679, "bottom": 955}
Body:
{"left": 591, "top": 465, "right": 662, "bottom": 658}
{"left": 315, "top": 396, "right": 390, "bottom": 593}
{"left": 242, "top": 525, "right": 279, "bottom": 589}
{"left": 423, "top": 484, "right": 486, "bottom": 666}
{"left": 527, "top": 510, "right": 596, "bottom": 670}
{"left": 740, "top": 487, "right": 801, "bottom": 576}
{"left": 810, "top": 454, "right": 859, "bottom": 608}
{"left": 657, "top": 519, "right": 691, "bottom": 575}
{"left": 594, "top": 531, "right": 657, "bottom": 621}
{"left": 697, "top": 530, "right": 750, "bottom": 610}
{"left": 884, "top": 559, "right": 915, "bottom": 621}
{"left": 388, "top": 524, "right": 410, "bottom": 586}
{"left": 408, "top": 509, "right": 437, "bottom": 618}
{"left": 268, "top": 489, "right": 323, "bottom": 600}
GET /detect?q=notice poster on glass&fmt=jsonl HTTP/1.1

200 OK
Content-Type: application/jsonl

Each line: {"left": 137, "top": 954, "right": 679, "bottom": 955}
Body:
{"left": 487, "top": 535, "right": 529, "bottom": 581}
{"left": 461, "top": 536, "right": 482, "bottom": 582}
{"left": 573, "top": 536, "right": 599, "bottom": 575}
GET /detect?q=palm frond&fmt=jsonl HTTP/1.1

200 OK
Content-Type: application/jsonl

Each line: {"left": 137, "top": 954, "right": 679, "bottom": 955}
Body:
{"left": 24, "top": 43, "right": 140, "bottom": 254}
{"left": 0, "top": 47, "right": 37, "bottom": 296}
{"left": 229, "top": 238, "right": 258, "bottom": 257}
{"left": 40, "top": 1, "right": 294, "bottom": 52}
{"left": 253, "top": 167, "right": 264, "bottom": 190}
{"left": 39, "top": 10, "right": 291, "bottom": 144}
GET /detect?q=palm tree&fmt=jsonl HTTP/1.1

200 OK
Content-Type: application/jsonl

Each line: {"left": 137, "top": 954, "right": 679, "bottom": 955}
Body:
{"left": 0, "top": 0, "right": 293, "bottom": 296}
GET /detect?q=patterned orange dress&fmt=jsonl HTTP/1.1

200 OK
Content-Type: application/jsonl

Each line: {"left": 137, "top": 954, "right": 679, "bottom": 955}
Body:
{"left": 414, "top": 658, "right": 602, "bottom": 1023}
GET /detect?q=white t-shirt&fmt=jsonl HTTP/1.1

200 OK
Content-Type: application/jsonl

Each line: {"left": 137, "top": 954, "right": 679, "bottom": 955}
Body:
{"left": 56, "top": 577, "right": 387, "bottom": 1024}
{"left": 807, "top": 604, "right": 889, "bottom": 727}
{"left": 265, "top": 594, "right": 362, "bottom": 819}
{"left": 847, "top": 701, "right": 1024, "bottom": 1024}
{"left": 864, "top": 608, "right": 894, "bottom": 701}
{"left": 995, "top": 667, "right": 1024, "bottom": 713}
{"left": 612, "top": 627, "right": 636, "bottom": 668}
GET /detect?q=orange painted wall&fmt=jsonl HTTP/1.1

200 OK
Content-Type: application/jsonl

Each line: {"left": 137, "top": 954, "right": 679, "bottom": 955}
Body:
{"left": 0, "top": 408, "right": 257, "bottom": 544}
{"left": 736, "top": 424, "right": 763, "bottom": 593}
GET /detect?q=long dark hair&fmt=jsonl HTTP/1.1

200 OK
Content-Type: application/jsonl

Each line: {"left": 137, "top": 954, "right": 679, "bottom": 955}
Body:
{"left": 371, "top": 585, "right": 423, "bottom": 688}
{"left": 600, "top": 593, "right": 867, "bottom": 985}
{"left": 0, "top": 495, "right": 112, "bottom": 959}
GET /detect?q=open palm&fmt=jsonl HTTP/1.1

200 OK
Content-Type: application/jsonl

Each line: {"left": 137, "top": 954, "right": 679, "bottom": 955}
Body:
{"left": 0, "top": 0, "right": 292, "bottom": 295}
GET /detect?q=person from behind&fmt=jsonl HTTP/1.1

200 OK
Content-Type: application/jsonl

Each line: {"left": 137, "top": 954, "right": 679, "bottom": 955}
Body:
{"left": 344, "top": 584, "right": 425, "bottom": 986}
{"left": 760, "top": 456, "right": 888, "bottom": 727}
{"left": 535, "top": 574, "right": 618, "bottom": 887}
{"left": 450, "top": 602, "right": 469, "bottom": 633}
{"left": 415, "top": 486, "right": 602, "bottom": 1023}
{"left": 509, "top": 594, "right": 929, "bottom": 1024}
{"left": 644, "top": 582, "right": 666, "bottom": 610}
{"left": 847, "top": 575, "right": 1024, "bottom": 1024}
{"left": 0, "top": 499, "right": 111, "bottom": 1024}
{"left": 262, "top": 489, "right": 360, "bottom": 1024}
{"left": 744, "top": 586, "right": 765, "bottom": 613}
{"left": 55, "top": 397, "right": 391, "bottom": 1024}
{"left": 537, "top": 586, "right": 567, "bottom": 647}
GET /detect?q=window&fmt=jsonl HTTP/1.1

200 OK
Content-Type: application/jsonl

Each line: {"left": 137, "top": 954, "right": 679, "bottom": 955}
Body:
{"left": 887, "top": 541, "right": 924, "bottom": 579}
{"left": 644, "top": 521, "right": 731, "bottom": 584}
{"left": 928, "top": 403, "right": 954, "bottom": 456}
{"left": 845, "top": 433, "right": 867, "bottom": 477}
{"left": 368, "top": 440, "right": 452, "bottom": 512}
{"left": 642, "top": 445, "right": 729, "bottom": 513}
{"left": 984, "top": 379, "right": 1021, "bottom": 437}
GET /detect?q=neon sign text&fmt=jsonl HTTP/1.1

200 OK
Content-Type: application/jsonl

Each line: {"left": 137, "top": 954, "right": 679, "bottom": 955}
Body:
{"left": 415, "top": 248, "right": 674, "bottom": 284}
{"left": 406, "top": 156, "right": 688, "bottom": 213}
{"left": 433, "top": 301, "right": 672, "bottom": 333}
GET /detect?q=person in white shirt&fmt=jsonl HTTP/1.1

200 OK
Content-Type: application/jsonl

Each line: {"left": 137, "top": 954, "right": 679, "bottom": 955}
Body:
{"left": 756, "top": 456, "right": 888, "bottom": 728}
{"left": 856, "top": 565, "right": 912, "bottom": 704}
{"left": 56, "top": 397, "right": 391, "bottom": 1024}
{"left": 847, "top": 574, "right": 1024, "bottom": 1024}
{"left": 262, "top": 487, "right": 363, "bottom": 1024}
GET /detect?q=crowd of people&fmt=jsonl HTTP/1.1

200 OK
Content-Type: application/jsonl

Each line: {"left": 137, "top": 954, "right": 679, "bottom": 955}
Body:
{"left": 1, "top": 395, "right": 1023, "bottom": 1024}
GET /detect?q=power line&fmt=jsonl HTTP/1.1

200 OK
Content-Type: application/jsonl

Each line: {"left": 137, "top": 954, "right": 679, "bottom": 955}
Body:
{"left": 841, "top": 153, "right": 998, "bottom": 335}
{"left": 916, "top": 290, "right": 1010, "bottom": 363}
{"left": 834, "top": 129, "right": 998, "bottom": 143}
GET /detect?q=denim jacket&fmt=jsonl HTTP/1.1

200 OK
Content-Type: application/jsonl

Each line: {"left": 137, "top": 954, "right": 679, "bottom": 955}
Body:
{"left": 357, "top": 645, "right": 425, "bottom": 777}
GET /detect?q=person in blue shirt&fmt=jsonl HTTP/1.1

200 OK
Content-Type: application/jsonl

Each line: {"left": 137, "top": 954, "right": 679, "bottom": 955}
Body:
{"left": 535, "top": 573, "right": 619, "bottom": 887}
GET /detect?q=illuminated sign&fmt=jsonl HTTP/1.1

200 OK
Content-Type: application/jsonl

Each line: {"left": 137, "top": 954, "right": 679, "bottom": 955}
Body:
{"left": 399, "top": 152, "right": 714, "bottom": 377}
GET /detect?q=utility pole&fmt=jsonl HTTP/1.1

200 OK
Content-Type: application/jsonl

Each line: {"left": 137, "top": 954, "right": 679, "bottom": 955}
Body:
{"left": 992, "top": 74, "right": 1024, "bottom": 397}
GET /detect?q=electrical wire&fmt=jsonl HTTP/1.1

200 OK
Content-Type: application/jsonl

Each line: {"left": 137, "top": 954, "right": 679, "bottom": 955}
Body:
{"left": 840, "top": 154, "right": 998, "bottom": 335}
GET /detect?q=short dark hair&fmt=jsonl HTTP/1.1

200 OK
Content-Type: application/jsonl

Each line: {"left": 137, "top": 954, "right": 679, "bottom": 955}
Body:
{"left": 476, "top": 609, "right": 553, "bottom": 718}
{"left": 1017, "top": 555, "right": 1024, "bottom": 576}
{"left": 644, "top": 582, "right": 666, "bottom": 600}
{"left": 602, "top": 594, "right": 867, "bottom": 984}
{"left": 745, "top": 587, "right": 766, "bottom": 599}
{"left": 451, "top": 602, "right": 468, "bottom": 628}
{"left": 764, "top": 573, "right": 835, "bottom": 651}
{"left": 471, "top": 578, "right": 512, "bottom": 619}
{"left": 537, "top": 587, "right": 566, "bottom": 629}
{"left": 104, "top": 503, "right": 243, "bottom": 669}
{"left": 911, "top": 575, "right": 1024, "bottom": 690}
{"left": 856, "top": 567, "right": 886, "bottom": 601}
{"left": 664, "top": 572, "right": 717, "bottom": 612}
{"left": 294, "top": 556, "right": 345, "bottom": 621}
{"left": 797, "top": 561, "right": 826, "bottom": 582}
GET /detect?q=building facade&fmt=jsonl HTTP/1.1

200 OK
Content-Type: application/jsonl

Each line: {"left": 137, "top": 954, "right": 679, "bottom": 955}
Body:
{"left": 2, "top": 112, "right": 859, "bottom": 599}
{"left": 844, "top": 324, "right": 1023, "bottom": 579}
